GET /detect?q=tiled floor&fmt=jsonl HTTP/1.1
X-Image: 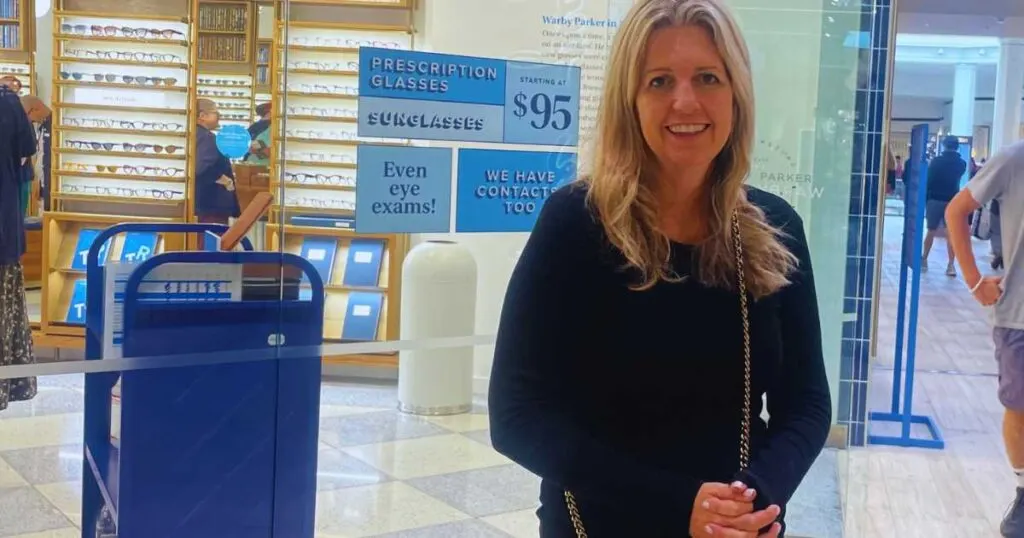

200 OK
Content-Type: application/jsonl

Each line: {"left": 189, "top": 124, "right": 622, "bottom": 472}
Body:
{"left": 0, "top": 376, "right": 843, "bottom": 538}
{"left": 0, "top": 213, "right": 1011, "bottom": 538}
{"left": 844, "top": 215, "right": 1010, "bottom": 537}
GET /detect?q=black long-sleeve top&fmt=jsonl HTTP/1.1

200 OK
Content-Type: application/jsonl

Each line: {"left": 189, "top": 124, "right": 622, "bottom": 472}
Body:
{"left": 488, "top": 183, "right": 832, "bottom": 537}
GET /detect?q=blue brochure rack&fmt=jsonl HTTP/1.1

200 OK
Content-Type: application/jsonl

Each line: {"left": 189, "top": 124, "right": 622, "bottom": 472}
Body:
{"left": 868, "top": 123, "right": 944, "bottom": 450}
{"left": 80, "top": 223, "right": 326, "bottom": 538}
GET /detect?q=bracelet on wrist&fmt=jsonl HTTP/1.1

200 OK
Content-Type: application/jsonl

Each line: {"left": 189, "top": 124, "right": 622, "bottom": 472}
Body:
{"left": 968, "top": 278, "right": 984, "bottom": 294}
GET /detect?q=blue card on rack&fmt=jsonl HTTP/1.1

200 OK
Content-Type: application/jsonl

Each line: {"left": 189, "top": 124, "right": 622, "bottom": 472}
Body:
{"left": 341, "top": 292, "right": 384, "bottom": 341}
{"left": 342, "top": 239, "right": 385, "bottom": 288}
{"left": 72, "top": 229, "right": 110, "bottom": 271}
{"left": 299, "top": 237, "right": 338, "bottom": 286}
{"left": 65, "top": 279, "right": 87, "bottom": 324}
{"left": 120, "top": 232, "right": 159, "bottom": 263}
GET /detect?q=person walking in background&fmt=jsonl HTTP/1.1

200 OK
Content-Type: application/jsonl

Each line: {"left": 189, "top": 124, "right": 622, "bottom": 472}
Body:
{"left": 194, "top": 98, "right": 240, "bottom": 246}
{"left": 488, "top": 0, "right": 831, "bottom": 536}
{"left": 946, "top": 140, "right": 1024, "bottom": 538}
{"left": 0, "top": 82, "right": 38, "bottom": 411}
{"left": 923, "top": 135, "right": 968, "bottom": 276}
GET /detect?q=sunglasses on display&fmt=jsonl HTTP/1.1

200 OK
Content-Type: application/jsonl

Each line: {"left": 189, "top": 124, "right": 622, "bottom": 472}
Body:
{"left": 288, "top": 83, "right": 358, "bottom": 95}
{"left": 65, "top": 140, "right": 182, "bottom": 154}
{"left": 64, "top": 163, "right": 185, "bottom": 177}
{"left": 63, "top": 49, "right": 183, "bottom": 63}
{"left": 198, "top": 89, "right": 248, "bottom": 97}
{"left": 286, "top": 106, "right": 357, "bottom": 119}
{"left": 63, "top": 183, "right": 184, "bottom": 199}
{"left": 0, "top": 66, "right": 28, "bottom": 74}
{"left": 283, "top": 172, "right": 355, "bottom": 187}
{"left": 59, "top": 72, "right": 179, "bottom": 87}
{"left": 287, "top": 197, "right": 355, "bottom": 210}
{"left": 287, "top": 61, "right": 360, "bottom": 72}
{"left": 63, "top": 117, "right": 185, "bottom": 132}
{"left": 288, "top": 37, "right": 402, "bottom": 49}
{"left": 285, "top": 152, "right": 355, "bottom": 164}
{"left": 197, "top": 78, "right": 248, "bottom": 86}
{"left": 285, "top": 129, "right": 358, "bottom": 141}
{"left": 60, "top": 24, "right": 186, "bottom": 40}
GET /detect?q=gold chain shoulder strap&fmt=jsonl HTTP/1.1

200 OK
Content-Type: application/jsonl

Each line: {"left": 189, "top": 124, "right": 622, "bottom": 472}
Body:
{"left": 564, "top": 212, "right": 753, "bottom": 538}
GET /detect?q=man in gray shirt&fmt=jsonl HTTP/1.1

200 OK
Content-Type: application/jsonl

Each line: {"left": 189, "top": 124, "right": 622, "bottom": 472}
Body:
{"left": 947, "top": 140, "right": 1024, "bottom": 537}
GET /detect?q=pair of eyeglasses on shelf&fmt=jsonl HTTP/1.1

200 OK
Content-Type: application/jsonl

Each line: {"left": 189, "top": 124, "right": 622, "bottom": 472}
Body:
{"left": 64, "top": 140, "right": 181, "bottom": 154}
{"left": 285, "top": 129, "right": 357, "bottom": 141}
{"left": 287, "top": 61, "right": 360, "bottom": 72}
{"left": 288, "top": 84, "right": 358, "bottom": 95}
{"left": 63, "top": 184, "right": 183, "bottom": 199}
{"left": 63, "top": 117, "right": 185, "bottom": 132}
{"left": 198, "top": 89, "right": 247, "bottom": 97}
{"left": 289, "top": 37, "right": 402, "bottom": 49}
{"left": 59, "top": 72, "right": 179, "bottom": 86}
{"left": 284, "top": 152, "right": 355, "bottom": 164}
{"left": 63, "top": 49, "right": 183, "bottom": 63}
{"left": 286, "top": 106, "right": 357, "bottom": 119}
{"left": 64, "top": 163, "right": 185, "bottom": 176}
{"left": 283, "top": 172, "right": 355, "bottom": 186}
{"left": 198, "top": 78, "right": 248, "bottom": 86}
{"left": 61, "top": 24, "right": 186, "bottom": 40}
{"left": 220, "top": 113, "right": 249, "bottom": 121}
{"left": 287, "top": 198, "right": 355, "bottom": 210}
{"left": 0, "top": 66, "right": 28, "bottom": 74}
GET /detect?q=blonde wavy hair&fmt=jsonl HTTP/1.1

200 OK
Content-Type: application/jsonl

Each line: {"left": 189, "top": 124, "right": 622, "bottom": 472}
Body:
{"left": 582, "top": 0, "right": 795, "bottom": 299}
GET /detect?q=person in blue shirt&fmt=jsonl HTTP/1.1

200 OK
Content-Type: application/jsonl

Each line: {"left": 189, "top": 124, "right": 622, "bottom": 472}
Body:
{"left": 0, "top": 83, "right": 38, "bottom": 411}
{"left": 923, "top": 135, "right": 968, "bottom": 276}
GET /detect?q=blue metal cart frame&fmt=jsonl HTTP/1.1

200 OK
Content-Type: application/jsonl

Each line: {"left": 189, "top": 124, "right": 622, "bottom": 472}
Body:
{"left": 81, "top": 223, "right": 325, "bottom": 537}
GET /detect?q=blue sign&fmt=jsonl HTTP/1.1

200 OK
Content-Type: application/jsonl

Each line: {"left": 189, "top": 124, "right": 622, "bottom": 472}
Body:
{"left": 455, "top": 148, "right": 576, "bottom": 233}
{"left": 73, "top": 229, "right": 110, "bottom": 270}
{"left": 902, "top": 124, "right": 929, "bottom": 270}
{"left": 356, "top": 144, "right": 453, "bottom": 234}
{"left": 216, "top": 124, "right": 251, "bottom": 159}
{"left": 66, "top": 279, "right": 87, "bottom": 324}
{"left": 358, "top": 48, "right": 580, "bottom": 147}
{"left": 120, "top": 232, "right": 158, "bottom": 263}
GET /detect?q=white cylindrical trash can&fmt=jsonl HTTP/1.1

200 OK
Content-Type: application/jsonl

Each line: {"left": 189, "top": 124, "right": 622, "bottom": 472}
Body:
{"left": 398, "top": 240, "right": 478, "bottom": 415}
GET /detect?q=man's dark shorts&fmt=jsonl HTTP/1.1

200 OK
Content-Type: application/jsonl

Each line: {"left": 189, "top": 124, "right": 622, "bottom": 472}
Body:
{"left": 995, "top": 328, "right": 1024, "bottom": 410}
{"left": 925, "top": 199, "right": 948, "bottom": 231}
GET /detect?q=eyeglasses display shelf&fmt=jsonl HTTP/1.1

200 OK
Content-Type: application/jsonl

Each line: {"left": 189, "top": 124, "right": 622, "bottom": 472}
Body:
{"left": 43, "top": 6, "right": 194, "bottom": 338}
{"left": 265, "top": 17, "right": 413, "bottom": 351}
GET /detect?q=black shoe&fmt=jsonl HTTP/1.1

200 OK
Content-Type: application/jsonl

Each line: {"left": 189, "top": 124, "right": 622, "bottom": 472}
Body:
{"left": 994, "top": 256, "right": 1004, "bottom": 271}
{"left": 1001, "top": 487, "right": 1024, "bottom": 537}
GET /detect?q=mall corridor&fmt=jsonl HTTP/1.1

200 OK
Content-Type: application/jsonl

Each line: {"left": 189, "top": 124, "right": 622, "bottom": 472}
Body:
{"left": 846, "top": 214, "right": 1008, "bottom": 537}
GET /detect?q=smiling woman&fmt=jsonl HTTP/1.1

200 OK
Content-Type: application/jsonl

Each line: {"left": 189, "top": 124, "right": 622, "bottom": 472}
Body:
{"left": 487, "top": 0, "right": 832, "bottom": 537}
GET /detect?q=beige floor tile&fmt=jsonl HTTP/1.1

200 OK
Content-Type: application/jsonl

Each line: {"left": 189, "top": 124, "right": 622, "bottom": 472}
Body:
{"left": 0, "top": 414, "right": 83, "bottom": 451}
{"left": 320, "top": 405, "right": 386, "bottom": 418}
{"left": 420, "top": 413, "right": 491, "bottom": 433}
{"left": 34, "top": 482, "right": 81, "bottom": 528}
{"left": 7, "top": 529, "right": 80, "bottom": 538}
{"left": 481, "top": 508, "right": 539, "bottom": 538}
{"left": 342, "top": 434, "right": 509, "bottom": 480}
{"left": 0, "top": 456, "right": 28, "bottom": 488}
{"left": 315, "top": 481, "right": 469, "bottom": 537}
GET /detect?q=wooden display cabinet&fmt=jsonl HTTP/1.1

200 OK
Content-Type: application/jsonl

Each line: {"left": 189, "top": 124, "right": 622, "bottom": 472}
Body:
{"left": 41, "top": 213, "right": 183, "bottom": 336}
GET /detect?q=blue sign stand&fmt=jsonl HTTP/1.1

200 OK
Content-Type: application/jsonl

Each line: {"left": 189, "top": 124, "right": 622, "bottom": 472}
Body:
{"left": 80, "top": 223, "right": 325, "bottom": 537}
{"left": 868, "top": 124, "right": 944, "bottom": 450}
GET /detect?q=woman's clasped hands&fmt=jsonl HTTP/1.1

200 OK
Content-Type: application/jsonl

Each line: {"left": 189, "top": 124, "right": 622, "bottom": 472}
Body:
{"left": 690, "top": 482, "right": 782, "bottom": 538}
